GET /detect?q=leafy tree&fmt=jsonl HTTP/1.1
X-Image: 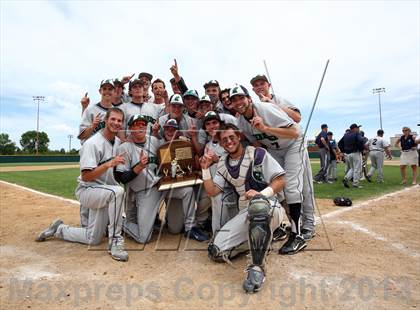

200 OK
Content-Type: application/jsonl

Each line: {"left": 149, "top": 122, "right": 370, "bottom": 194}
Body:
{"left": 0, "top": 133, "right": 17, "bottom": 155}
{"left": 20, "top": 131, "right": 50, "bottom": 153}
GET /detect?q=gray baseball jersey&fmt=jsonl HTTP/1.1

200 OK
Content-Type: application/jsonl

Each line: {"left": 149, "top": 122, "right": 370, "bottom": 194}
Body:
{"left": 78, "top": 103, "right": 110, "bottom": 143}
{"left": 121, "top": 101, "right": 164, "bottom": 129}
{"left": 116, "top": 136, "right": 162, "bottom": 192}
{"left": 77, "top": 130, "right": 121, "bottom": 187}
{"left": 238, "top": 101, "right": 299, "bottom": 150}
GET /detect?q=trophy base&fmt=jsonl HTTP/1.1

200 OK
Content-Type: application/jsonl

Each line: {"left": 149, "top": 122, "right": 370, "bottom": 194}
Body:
{"left": 158, "top": 176, "right": 203, "bottom": 191}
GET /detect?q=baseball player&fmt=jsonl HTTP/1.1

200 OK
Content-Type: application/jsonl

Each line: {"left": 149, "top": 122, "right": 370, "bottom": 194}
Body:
{"left": 116, "top": 115, "right": 208, "bottom": 243}
{"left": 200, "top": 123, "right": 285, "bottom": 293}
{"left": 218, "top": 88, "right": 237, "bottom": 116}
{"left": 182, "top": 89, "right": 200, "bottom": 118}
{"left": 151, "top": 78, "right": 169, "bottom": 114}
{"left": 229, "top": 85, "right": 307, "bottom": 254}
{"left": 327, "top": 131, "right": 340, "bottom": 181}
{"left": 158, "top": 94, "right": 196, "bottom": 138}
{"left": 314, "top": 124, "right": 331, "bottom": 183}
{"left": 201, "top": 111, "right": 238, "bottom": 232}
{"left": 250, "top": 74, "right": 315, "bottom": 241}
{"left": 122, "top": 79, "right": 164, "bottom": 130}
{"left": 339, "top": 124, "right": 365, "bottom": 188}
{"left": 138, "top": 72, "right": 154, "bottom": 103}
{"left": 366, "top": 129, "right": 392, "bottom": 183}
{"left": 78, "top": 79, "right": 116, "bottom": 143}
{"left": 36, "top": 108, "right": 128, "bottom": 261}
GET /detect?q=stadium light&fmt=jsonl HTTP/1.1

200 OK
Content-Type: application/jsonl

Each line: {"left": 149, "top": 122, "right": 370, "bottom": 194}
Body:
{"left": 372, "top": 88, "right": 385, "bottom": 130}
{"left": 33, "top": 96, "right": 45, "bottom": 155}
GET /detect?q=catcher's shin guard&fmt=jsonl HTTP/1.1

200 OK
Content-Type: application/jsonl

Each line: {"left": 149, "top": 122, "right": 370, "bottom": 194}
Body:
{"left": 247, "top": 195, "right": 272, "bottom": 267}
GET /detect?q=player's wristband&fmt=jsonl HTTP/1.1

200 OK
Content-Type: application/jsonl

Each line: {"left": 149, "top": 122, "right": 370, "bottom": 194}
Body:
{"left": 202, "top": 169, "right": 211, "bottom": 181}
{"left": 260, "top": 186, "right": 274, "bottom": 198}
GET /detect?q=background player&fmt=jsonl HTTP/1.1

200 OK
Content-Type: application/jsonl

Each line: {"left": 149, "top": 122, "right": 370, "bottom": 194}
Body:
{"left": 366, "top": 129, "right": 392, "bottom": 183}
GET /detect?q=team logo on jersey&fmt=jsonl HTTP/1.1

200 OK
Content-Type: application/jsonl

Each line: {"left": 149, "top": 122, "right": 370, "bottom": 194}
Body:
{"left": 253, "top": 133, "right": 277, "bottom": 141}
{"left": 93, "top": 121, "right": 106, "bottom": 133}
{"left": 252, "top": 165, "right": 264, "bottom": 182}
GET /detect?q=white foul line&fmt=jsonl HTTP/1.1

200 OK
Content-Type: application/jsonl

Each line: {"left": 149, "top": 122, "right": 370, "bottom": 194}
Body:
{"left": 0, "top": 180, "right": 80, "bottom": 206}
{"left": 334, "top": 220, "right": 419, "bottom": 259}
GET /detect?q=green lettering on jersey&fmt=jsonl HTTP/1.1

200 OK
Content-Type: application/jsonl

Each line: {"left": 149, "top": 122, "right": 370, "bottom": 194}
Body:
{"left": 253, "top": 133, "right": 277, "bottom": 141}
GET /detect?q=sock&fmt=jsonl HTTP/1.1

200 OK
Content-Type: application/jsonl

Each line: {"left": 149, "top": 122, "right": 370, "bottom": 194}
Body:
{"left": 288, "top": 203, "right": 302, "bottom": 236}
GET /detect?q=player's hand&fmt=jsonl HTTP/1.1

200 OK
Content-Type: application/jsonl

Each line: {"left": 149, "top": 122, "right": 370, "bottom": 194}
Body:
{"left": 199, "top": 154, "right": 213, "bottom": 169}
{"left": 139, "top": 150, "right": 149, "bottom": 168}
{"left": 121, "top": 74, "right": 135, "bottom": 84}
{"left": 92, "top": 114, "right": 102, "bottom": 129}
{"left": 170, "top": 58, "right": 179, "bottom": 78}
{"left": 187, "top": 119, "right": 197, "bottom": 139}
{"left": 107, "top": 152, "right": 126, "bottom": 168}
{"left": 251, "top": 115, "right": 267, "bottom": 132}
{"left": 258, "top": 92, "right": 271, "bottom": 102}
{"left": 81, "top": 93, "right": 90, "bottom": 109}
{"left": 204, "top": 146, "right": 218, "bottom": 163}
{"left": 163, "top": 89, "right": 169, "bottom": 102}
{"left": 245, "top": 189, "right": 260, "bottom": 200}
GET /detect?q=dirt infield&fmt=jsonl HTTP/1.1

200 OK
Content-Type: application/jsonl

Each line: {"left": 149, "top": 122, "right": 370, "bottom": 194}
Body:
{"left": 0, "top": 182, "right": 419, "bottom": 309}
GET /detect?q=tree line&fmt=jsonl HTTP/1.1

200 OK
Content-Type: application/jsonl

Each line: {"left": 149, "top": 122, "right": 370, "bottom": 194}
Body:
{"left": 0, "top": 131, "right": 78, "bottom": 155}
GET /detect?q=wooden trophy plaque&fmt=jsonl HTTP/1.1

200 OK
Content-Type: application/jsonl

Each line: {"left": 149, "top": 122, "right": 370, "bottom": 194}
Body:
{"left": 157, "top": 139, "right": 203, "bottom": 191}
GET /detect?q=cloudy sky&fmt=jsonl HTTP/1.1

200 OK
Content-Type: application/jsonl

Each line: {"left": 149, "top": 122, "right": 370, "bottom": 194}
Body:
{"left": 1, "top": 0, "right": 419, "bottom": 150}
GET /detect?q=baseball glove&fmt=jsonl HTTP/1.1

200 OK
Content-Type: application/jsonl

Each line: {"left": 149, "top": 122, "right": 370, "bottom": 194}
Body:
{"left": 333, "top": 197, "right": 352, "bottom": 207}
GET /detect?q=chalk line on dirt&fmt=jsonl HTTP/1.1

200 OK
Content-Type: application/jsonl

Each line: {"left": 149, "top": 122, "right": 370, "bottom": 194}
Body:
{"left": 334, "top": 220, "right": 419, "bottom": 259}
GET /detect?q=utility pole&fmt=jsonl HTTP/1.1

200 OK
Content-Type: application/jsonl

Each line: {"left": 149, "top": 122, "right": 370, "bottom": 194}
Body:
{"left": 68, "top": 135, "right": 73, "bottom": 153}
{"left": 372, "top": 88, "right": 385, "bottom": 130}
{"left": 33, "top": 96, "right": 45, "bottom": 155}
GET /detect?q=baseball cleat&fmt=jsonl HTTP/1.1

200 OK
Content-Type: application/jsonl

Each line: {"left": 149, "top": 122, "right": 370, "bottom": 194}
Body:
{"left": 366, "top": 175, "right": 372, "bottom": 183}
{"left": 342, "top": 179, "right": 350, "bottom": 188}
{"left": 301, "top": 228, "right": 315, "bottom": 241}
{"left": 109, "top": 238, "right": 128, "bottom": 262}
{"left": 272, "top": 224, "right": 288, "bottom": 242}
{"left": 279, "top": 233, "right": 307, "bottom": 255}
{"left": 185, "top": 227, "right": 209, "bottom": 242}
{"left": 35, "top": 219, "right": 63, "bottom": 242}
{"left": 243, "top": 265, "right": 265, "bottom": 294}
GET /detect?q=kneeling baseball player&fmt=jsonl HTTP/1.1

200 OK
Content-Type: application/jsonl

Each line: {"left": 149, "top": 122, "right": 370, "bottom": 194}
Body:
{"left": 115, "top": 114, "right": 208, "bottom": 243}
{"left": 36, "top": 108, "right": 128, "bottom": 262}
{"left": 200, "top": 123, "right": 285, "bottom": 294}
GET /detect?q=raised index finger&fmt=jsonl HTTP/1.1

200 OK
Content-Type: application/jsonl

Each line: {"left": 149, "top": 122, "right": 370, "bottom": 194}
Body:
{"left": 174, "top": 58, "right": 177, "bottom": 66}
{"left": 84, "top": 92, "right": 88, "bottom": 97}
{"left": 130, "top": 73, "right": 135, "bottom": 79}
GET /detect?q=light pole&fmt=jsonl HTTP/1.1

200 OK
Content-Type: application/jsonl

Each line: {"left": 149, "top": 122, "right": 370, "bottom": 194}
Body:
{"left": 68, "top": 135, "right": 73, "bottom": 153}
{"left": 372, "top": 88, "right": 385, "bottom": 130}
{"left": 33, "top": 96, "right": 45, "bottom": 155}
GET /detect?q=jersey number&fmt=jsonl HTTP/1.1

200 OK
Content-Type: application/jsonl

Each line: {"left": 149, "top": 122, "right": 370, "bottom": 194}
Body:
{"left": 372, "top": 139, "right": 377, "bottom": 146}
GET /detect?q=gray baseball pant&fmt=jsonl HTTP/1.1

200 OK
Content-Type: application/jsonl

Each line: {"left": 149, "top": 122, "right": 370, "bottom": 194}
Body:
{"left": 124, "top": 187, "right": 196, "bottom": 243}
{"left": 344, "top": 152, "right": 362, "bottom": 186}
{"left": 213, "top": 204, "right": 283, "bottom": 254}
{"left": 368, "top": 151, "right": 385, "bottom": 182}
{"left": 56, "top": 185, "right": 125, "bottom": 246}
{"left": 314, "top": 148, "right": 330, "bottom": 181}
{"left": 327, "top": 159, "right": 337, "bottom": 180}
{"left": 301, "top": 149, "right": 316, "bottom": 231}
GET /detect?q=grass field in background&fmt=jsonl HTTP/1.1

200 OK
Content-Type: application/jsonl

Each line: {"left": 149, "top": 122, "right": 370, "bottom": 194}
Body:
{"left": 0, "top": 162, "right": 78, "bottom": 167}
{"left": 0, "top": 162, "right": 414, "bottom": 201}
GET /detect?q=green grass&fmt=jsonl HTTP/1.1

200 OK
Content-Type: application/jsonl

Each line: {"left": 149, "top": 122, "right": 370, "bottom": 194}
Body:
{"left": 0, "top": 163, "right": 412, "bottom": 202}
{"left": 0, "top": 168, "right": 79, "bottom": 199}
{"left": 0, "top": 162, "right": 78, "bottom": 167}
{"left": 311, "top": 163, "right": 408, "bottom": 201}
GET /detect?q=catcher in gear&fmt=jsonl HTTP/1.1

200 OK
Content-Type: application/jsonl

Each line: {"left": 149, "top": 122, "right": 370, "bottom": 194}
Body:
{"left": 200, "top": 123, "right": 286, "bottom": 294}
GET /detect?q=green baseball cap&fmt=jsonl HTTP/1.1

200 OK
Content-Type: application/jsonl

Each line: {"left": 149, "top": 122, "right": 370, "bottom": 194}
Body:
{"left": 128, "top": 114, "right": 149, "bottom": 127}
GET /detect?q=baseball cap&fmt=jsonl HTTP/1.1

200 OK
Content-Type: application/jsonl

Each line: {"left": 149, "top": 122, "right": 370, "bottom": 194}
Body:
{"left": 163, "top": 118, "right": 179, "bottom": 129}
{"left": 100, "top": 79, "right": 115, "bottom": 88}
{"left": 203, "top": 80, "right": 219, "bottom": 89}
{"left": 327, "top": 131, "right": 333, "bottom": 136}
{"left": 169, "top": 94, "right": 184, "bottom": 105}
{"left": 250, "top": 74, "right": 269, "bottom": 85}
{"left": 138, "top": 72, "right": 153, "bottom": 81}
{"left": 321, "top": 124, "right": 328, "bottom": 129}
{"left": 203, "top": 111, "right": 221, "bottom": 128}
{"left": 183, "top": 89, "right": 199, "bottom": 99}
{"left": 199, "top": 95, "right": 212, "bottom": 104}
{"left": 349, "top": 123, "right": 362, "bottom": 129}
{"left": 128, "top": 114, "right": 148, "bottom": 127}
{"left": 113, "top": 78, "right": 123, "bottom": 87}
{"left": 129, "top": 79, "right": 145, "bottom": 89}
{"left": 229, "top": 85, "right": 250, "bottom": 99}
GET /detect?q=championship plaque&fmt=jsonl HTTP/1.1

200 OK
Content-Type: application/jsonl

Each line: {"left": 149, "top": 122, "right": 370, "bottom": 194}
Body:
{"left": 157, "top": 139, "right": 203, "bottom": 191}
